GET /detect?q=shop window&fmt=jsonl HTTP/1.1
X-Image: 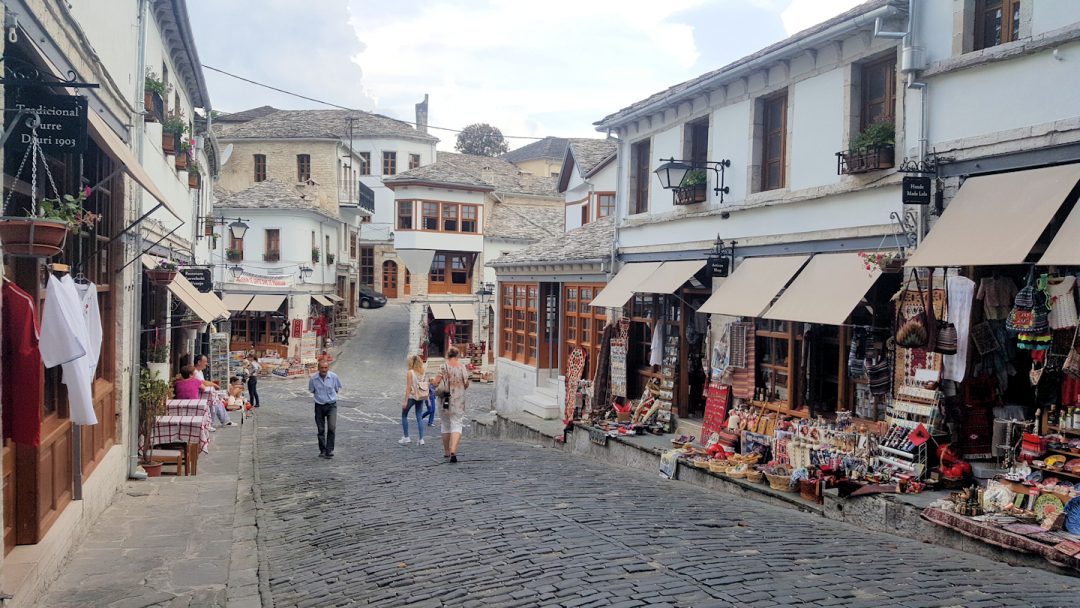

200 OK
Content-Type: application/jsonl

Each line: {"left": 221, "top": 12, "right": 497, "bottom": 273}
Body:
{"left": 409, "top": 153, "right": 421, "bottom": 170}
{"left": 759, "top": 91, "right": 787, "bottom": 192}
{"left": 454, "top": 321, "right": 472, "bottom": 345}
{"left": 563, "top": 284, "right": 606, "bottom": 377}
{"left": 442, "top": 203, "right": 459, "bottom": 232}
{"left": 358, "top": 152, "right": 370, "bottom": 176}
{"left": 596, "top": 192, "right": 615, "bottom": 219}
{"left": 860, "top": 56, "right": 896, "bottom": 130}
{"left": 297, "top": 154, "right": 311, "bottom": 182}
{"left": 461, "top": 205, "right": 478, "bottom": 233}
{"left": 397, "top": 201, "right": 414, "bottom": 230}
{"left": 500, "top": 282, "right": 537, "bottom": 364}
{"left": 254, "top": 154, "right": 266, "bottom": 182}
{"left": 422, "top": 202, "right": 439, "bottom": 230}
{"left": 629, "top": 139, "right": 651, "bottom": 215}
{"left": 974, "top": 0, "right": 1021, "bottom": 51}
{"left": 360, "top": 246, "right": 374, "bottom": 285}
{"left": 382, "top": 151, "right": 397, "bottom": 175}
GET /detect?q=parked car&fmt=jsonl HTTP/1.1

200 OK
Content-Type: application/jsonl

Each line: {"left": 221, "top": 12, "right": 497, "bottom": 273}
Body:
{"left": 359, "top": 286, "right": 387, "bottom": 309}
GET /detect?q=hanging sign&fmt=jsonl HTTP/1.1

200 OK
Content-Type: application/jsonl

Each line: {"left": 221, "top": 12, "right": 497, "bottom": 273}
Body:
{"left": 902, "top": 176, "right": 932, "bottom": 205}
{"left": 10, "top": 93, "right": 88, "bottom": 153}
{"left": 180, "top": 268, "right": 213, "bottom": 292}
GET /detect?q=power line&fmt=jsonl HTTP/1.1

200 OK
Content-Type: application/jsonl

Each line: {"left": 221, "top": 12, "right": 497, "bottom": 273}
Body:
{"left": 201, "top": 64, "right": 545, "bottom": 141}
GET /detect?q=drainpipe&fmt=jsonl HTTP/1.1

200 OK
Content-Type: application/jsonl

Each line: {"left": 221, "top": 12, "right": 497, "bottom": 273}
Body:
{"left": 128, "top": 0, "right": 150, "bottom": 480}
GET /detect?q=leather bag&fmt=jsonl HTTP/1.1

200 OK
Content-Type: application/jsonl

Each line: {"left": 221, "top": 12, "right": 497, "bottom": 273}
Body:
{"left": 895, "top": 270, "right": 930, "bottom": 348}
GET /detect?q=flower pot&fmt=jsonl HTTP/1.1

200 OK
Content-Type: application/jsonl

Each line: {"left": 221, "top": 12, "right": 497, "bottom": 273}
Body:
{"left": 144, "top": 91, "right": 164, "bottom": 123}
{"left": 142, "top": 461, "right": 164, "bottom": 477}
{"left": 674, "top": 183, "right": 707, "bottom": 205}
{"left": 175, "top": 153, "right": 188, "bottom": 170}
{"left": 146, "top": 268, "right": 177, "bottom": 285}
{"left": 0, "top": 217, "right": 69, "bottom": 257}
{"left": 147, "top": 362, "right": 171, "bottom": 381}
{"left": 162, "top": 131, "right": 178, "bottom": 154}
{"left": 189, "top": 172, "right": 200, "bottom": 189}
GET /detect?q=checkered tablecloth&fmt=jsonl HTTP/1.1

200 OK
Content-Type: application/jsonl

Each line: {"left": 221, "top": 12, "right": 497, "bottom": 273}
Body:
{"left": 165, "top": 399, "right": 210, "bottom": 417}
{"left": 151, "top": 415, "right": 210, "bottom": 453}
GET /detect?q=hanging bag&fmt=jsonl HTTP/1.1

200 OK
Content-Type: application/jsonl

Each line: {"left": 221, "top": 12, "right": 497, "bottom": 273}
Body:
{"left": 1063, "top": 324, "right": 1080, "bottom": 379}
{"left": 895, "top": 270, "right": 930, "bottom": 348}
{"left": 436, "top": 364, "right": 451, "bottom": 399}
{"left": 934, "top": 277, "right": 958, "bottom": 356}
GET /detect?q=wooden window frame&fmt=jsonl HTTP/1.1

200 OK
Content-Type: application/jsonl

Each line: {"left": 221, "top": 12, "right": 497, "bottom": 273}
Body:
{"left": 264, "top": 229, "right": 280, "bottom": 260}
{"left": 359, "top": 246, "right": 375, "bottom": 286}
{"left": 580, "top": 202, "right": 590, "bottom": 226}
{"left": 442, "top": 203, "right": 459, "bottom": 232}
{"left": 563, "top": 284, "right": 606, "bottom": 377}
{"left": 349, "top": 232, "right": 357, "bottom": 259}
{"left": 684, "top": 118, "right": 710, "bottom": 165}
{"left": 630, "top": 139, "right": 651, "bottom": 215}
{"left": 500, "top": 282, "right": 538, "bottom": 365}
{"left": 461, "top": 205, "right": 478, "bottom": 233}
{"left": 760, "top": 91, "right": 788, "bottom": 192}
{"left": 296, "top": 154, "right": 311, "bottom": 182}
{"left": 382, "top": 151, "right": 397, "bottom": 176}
{"left": 229, "top": 233, "right": 244, "bottom": 261}
{"left": 358, "top": 152, "right": 370, "bottom": 176}
{"left": 860, "top": 56, "right": 897, "bottom": 130}
{"left": 397, "top": 200, "right": 414, "bottom": 230}
{"left": 428, "top": 252, "right": 474, "bottom": 295}
{"left": 596, "top": 192, "right": 615, "bottom": 219}
{"left": 409, "top": 153, "right": 421, "bottom": 170}
{"left": 415, "top": 201, "right": 480, "bottom": 234}
{"left": 253, "top": 154, "right": 267, "bottom": 182}
{"left": 974, "top": 0, "right": 1021, "bottom": 51}
{"left": 429, "top": 253, "right": 447, "bottom": 284}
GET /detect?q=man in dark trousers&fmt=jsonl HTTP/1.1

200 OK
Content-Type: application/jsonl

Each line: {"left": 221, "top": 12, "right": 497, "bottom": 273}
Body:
{"left": 308, "top": 360, "right": 342, "bottom": 458}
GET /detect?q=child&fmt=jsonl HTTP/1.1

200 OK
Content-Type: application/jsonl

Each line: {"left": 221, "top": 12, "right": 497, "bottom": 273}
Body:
{"left": 174, "top": 365, "right": 201, "bottom": 399}
{"left": 225, "top": 376, "right": 245, "bottom": 411}
{"left": 399, "top": 355, "right": 428, "bottom": 445}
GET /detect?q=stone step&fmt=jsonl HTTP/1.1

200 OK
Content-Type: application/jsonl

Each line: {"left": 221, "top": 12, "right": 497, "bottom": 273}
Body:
{"left": 534, "top": 384, "right": 558, "bottom": 399}
{"left": 522, "top": 393, "right": 561, "bottom": 420}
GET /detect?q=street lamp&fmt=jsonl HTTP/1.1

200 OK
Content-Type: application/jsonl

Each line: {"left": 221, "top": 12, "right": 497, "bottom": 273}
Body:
{"left": 228, "top": 220, "right": 250, "bottom": 240}
{"left": 475, "top": 282, "right": 494, "bottom": 304}
{"left": 654, "top": 157, "right": 733, "bottom": 203}
{"left": 653, "top": 159, "right": 692, "bottom": 190}
{"left": 228, "top": 265, "right": 244, "bottom": 280}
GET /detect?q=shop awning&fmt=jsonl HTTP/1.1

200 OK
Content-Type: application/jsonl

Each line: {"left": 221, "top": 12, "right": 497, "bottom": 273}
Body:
{"left": 697, "top": 255, "right": 810, "bottom": 317}
{"left": 245, "top": 295, "right": 286, "bottom": 313}
{"left": 450, "top": 303, "right": 478, "bottom": 321}
{"left": 326, "top": 294, "right": 345, "bottom": 303}
{"left": 589, "top": 262, "right": 663, "bottom": 308}
{"left": 1039, "top": 200, "right": 1080, "bottom": 266}
{"left": 88, "top": 112, "right": 183, "bottom": 221}
{"left": 196, "top": 284, "right": 231, "bottom": 321}
{"left": 763, "top": 253, "right": 881, "bottom": 325}
{"left": 907, "top": 163, "right": 1080, "bottom": 267}
{"left": 140, "top": 256, "right": 228, "bottom": 322}
{"left": 429, "top": 303, "right": 455, "bottom": 319}
{"left": 221, "top": 294, "right": 255, "bottom": 311}
{"left": 635, "top": 260, "right": 707, "bottom": 294}
{"left": 312, "top": 295, "right": 334, "bottom": 307}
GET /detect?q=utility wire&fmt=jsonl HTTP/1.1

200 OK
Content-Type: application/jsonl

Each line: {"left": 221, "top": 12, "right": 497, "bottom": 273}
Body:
{"left": 201, "top": 64, "right": 546, "bottom": 141}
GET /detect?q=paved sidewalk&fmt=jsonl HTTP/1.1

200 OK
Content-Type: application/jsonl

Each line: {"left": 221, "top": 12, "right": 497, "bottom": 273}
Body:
{"left": 32, "top": 415, "right": 260, "bottom": 608}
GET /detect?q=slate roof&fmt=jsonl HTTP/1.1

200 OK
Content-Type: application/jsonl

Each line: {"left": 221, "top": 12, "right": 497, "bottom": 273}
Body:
{"left": 385, "top": 152, "right": 559, "bottom": 197}
{"left": 215, "top": 105, "right": 279, "bottom": 123}
{"left": 485, "top": 203, "right": 564, "bottom": 242}
{"left": 490, "top": 217, "right": 614, "bottom": 267}
{"left": 214, "top": 108, "right": 437, "bottom": 142}
{"left": 215, "top": 179, "right": 338, "bottom": 219}
{"left": 568, "top": 139, "right": 617, "bottom": 177}
{"left": 500, "top": 136, "right": 570, "bottom": 164}
{"left": 595, "top": 0, "right": 892, "bottom": 128}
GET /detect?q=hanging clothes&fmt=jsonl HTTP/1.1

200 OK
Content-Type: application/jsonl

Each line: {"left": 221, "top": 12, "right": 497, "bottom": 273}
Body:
{"left": 40, "top": 275, "right": 98, "bottom": 426}
{"left": 591, "top": 322, "right": 615, "bottom": 415}
{"left": 2, "top": 282, "right": 44, "bottom": 445}
{"left": 649, "top": 318, "right": 664, "bottom": 367}
{"left": 976, "top": 276, "right": 1018, "bottom": 321}
{"left": 942, "top": 276, "right": 976, "bottom": 383}
{"left": 1048, "top": 275, "right": 1078, "bottom": 330}
{"left": 75, "top": 281, "right": 103, "bottom": 377}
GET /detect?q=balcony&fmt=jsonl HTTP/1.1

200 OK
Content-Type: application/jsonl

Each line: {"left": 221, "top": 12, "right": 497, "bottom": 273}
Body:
{"left": 837, "top": 144, "right": 895, "bottom": 175}
{"left": 263, "top": 252, "right": 280, "bottom": 262}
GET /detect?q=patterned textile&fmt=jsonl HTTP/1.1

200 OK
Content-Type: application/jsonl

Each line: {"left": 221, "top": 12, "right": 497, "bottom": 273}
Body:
{"left": 731, "top": 324, "right": 755, "bottom": 400}
{"left": 151, "top": 415, "right": 210, "bottom": 454}
{"left": 921, "top": 507, "right": 1080, "bottom": 570}
{"left": 591, "top": 323, "right": 616, "bottom": 415}
{"left": 166, "top": 399, "right": 210, "bottom": 418}
{"left": 565, "top": 347, "right": 586, "bottom": 422}
{"left": 729, "top": 322, "right": 748, "bottom": 368}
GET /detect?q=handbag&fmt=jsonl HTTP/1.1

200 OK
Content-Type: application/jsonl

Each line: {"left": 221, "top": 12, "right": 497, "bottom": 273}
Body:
{"left": 934, "top": 278, "right": 958, "bottom": 355}
{"left": 895, "top": 270, "right": 930, "bottom": 348}
{"left": 435, "top": 365, "right": 451, "bottom": 398}
{"left": 1064, "top": 325, "right": 1080, "bottom": 379}
{"left": 866, "top": 356, "right": 891, "bottom": 396}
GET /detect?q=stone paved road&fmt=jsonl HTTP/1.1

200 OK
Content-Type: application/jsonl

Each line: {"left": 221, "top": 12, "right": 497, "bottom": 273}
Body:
{"left": 255, "top": 305, "right": 1080, "bottom": 607}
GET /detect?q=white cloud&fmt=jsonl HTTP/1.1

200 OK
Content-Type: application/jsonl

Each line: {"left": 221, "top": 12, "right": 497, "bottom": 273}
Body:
{"left": 779, "top": 0, "right": 865, "bottom": 36}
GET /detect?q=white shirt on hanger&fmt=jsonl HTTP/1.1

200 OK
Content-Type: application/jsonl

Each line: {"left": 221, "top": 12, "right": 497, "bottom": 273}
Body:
{"left": 40, "top": 275, "right": 98, "bottom": 425}
{"left": 75, "top": 281, "right": 103, "bottom": 376}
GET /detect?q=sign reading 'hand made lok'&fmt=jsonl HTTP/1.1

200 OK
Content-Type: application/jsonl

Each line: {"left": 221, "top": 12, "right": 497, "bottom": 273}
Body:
{"left": 11, "top": 93, "right": 88, "bottom": 153}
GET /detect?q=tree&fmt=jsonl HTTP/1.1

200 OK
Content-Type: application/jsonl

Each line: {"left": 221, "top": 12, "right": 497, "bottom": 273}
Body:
{"left": 455, "top": 123, "right": 509, "bottom": 157}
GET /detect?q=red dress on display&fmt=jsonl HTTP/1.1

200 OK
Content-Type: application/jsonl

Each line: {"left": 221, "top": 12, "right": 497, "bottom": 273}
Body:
{"left": 2, "top": 282, "right": 44, "bottom": 445}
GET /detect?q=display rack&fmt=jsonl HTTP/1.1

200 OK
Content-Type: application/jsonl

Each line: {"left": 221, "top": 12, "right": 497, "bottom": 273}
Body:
{"left": 655, "top": 335, "right": 679, "bottom": 433}
{"left": 208, "top": 332, "right": 230, "bottom": 385}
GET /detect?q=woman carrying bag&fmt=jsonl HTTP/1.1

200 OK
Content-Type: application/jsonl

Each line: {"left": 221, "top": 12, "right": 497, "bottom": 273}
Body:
{"left": 431, "top": 346, "right": 470, "bottom": 463}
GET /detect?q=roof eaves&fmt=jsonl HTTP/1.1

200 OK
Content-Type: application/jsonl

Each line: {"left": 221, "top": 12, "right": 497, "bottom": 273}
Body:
{"left": 581, "top": 152, "right": 617, "bottom": 179}
{"left": 383, "top": 178, "right": 495, "bottom": 192}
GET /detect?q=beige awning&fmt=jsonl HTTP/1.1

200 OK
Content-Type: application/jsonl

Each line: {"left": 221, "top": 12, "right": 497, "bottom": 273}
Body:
{"left": 589, "top": 262, "right": 663, "bottom": 308}
{"left": 763, "top": 253, "right": 881, "bottom": 325}
{"left": 245, "top": 295, "right": 286, "bottom": 313}
{"left": 312, "top": 295, "right": 334, "bottom": 307}
{"left": 697, "top": 255, "right": 810, "bottom": 317}
{"left": 195, "top": 285, "right": 230, "bottom": 321}
{"left": 450, "top": 303, "right": 478, "bottom": 321}
{"left": 907, "top": 164, "right": 1080, "bottom": 267}
{"left": 635, "top": 260, "right": 707, "bottom": 294}
{"left": 88, "top": 112, "right": 183, "bottom": 221}
{"left": 140, "top": 256, "right": 228, "bottom": 322}
{"left": 429, "top": 303, "right": 455, "bottom": 319}
{"left": 222, "top": 294, "right": 255, "bottom": 311}
{"left": 1039, "top": 200, "right": 1080, "bottom": 266}
{"left": 326, "top": 294, "right": 345, "bottom": 303}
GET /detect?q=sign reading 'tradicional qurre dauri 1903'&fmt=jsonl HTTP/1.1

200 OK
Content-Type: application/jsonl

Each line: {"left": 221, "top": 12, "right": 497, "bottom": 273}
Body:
{"left": 10, "top": 93, "right": 88, "bottom": 153}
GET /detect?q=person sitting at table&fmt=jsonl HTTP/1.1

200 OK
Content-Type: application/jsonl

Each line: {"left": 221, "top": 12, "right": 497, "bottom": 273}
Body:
{"left": 174, "top": 365, "right": 202, "bottom": 400}
{"left": 225, "top": 376, "right": 245, "bottom": 411}
{"left": 194, "top": 354, "right": 233, "bottom": 429}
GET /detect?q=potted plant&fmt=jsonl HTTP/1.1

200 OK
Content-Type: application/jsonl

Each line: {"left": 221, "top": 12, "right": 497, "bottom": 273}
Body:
{"left": 311, "top": 246, "right": 321, "bottom": 263}
{"left": 858, "top": 250, "right": 903, "bottom": 274}
{"left": 189, "top": 160, "right": 202, "bottom": 189}
{"left": 327, "top": 253, "right": 336, "bottom": 265}
{"left": 146, "top": 258, "right": 178, "bottom": 285}
{"left": 204, "top": 214, "right": 216, "bottom": 236}
{"left": 145, "top": 340, "right": 171, "bottom": 383}
{"left": 675, "top": 169, "right": 708, "bottom": 204}
{"left": 226, "top": 248, "right": 243, "bottom": 262}
{"left": 840, "top": 121, "right": 895, "bottom": 174}
{"left": 143, "top": 69, "right": 168, "bottom": 123}
{"left": 175, "top": 138, "right": 191, "bottom": 170}
{"left": 138, "top": 367, "right": 172, "bottom": 477}
{"left": 161, "top": 110, "right": 186, "bottom": 155}
{"left": 263, "top": 251, "right": 280, "bottom": 262}
{"left": 0, "top": 187, "right": 98, "bottom": 257}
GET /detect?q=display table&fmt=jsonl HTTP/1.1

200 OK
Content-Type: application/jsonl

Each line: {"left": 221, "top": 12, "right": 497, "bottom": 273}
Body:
{"left": 151, "top": 414, "right": 211, "bottom": 475}
{"left": 165, "top": 398, "right": 210, "bottom": 418}
{"left": 922, "top": 507, "right": 1080, "bottom": 570}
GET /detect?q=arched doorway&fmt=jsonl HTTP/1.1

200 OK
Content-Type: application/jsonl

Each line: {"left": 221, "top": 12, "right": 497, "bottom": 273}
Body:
{"left": 382, "top": 260, "right": 399, "bottom": 298}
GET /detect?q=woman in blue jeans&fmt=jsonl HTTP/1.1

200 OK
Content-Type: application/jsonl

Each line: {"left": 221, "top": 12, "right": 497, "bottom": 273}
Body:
{"left": 398, "top": 355, "right": 427, "bottom": 445}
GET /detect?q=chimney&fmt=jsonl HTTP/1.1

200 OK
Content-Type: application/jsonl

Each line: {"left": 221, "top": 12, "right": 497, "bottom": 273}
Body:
{"left": 415, "top": 94, "right": 429, "bottom": 133}
{"left": 481, "top": 166, "right": 495, "bottom": 185}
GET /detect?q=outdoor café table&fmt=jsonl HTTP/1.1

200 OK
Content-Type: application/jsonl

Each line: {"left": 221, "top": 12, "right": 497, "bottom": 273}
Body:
{"left": 151, "top": 414, "right": 210, "bottom": 475}
{"left": 165, "top": 398, "right": 211, "bottom": 417}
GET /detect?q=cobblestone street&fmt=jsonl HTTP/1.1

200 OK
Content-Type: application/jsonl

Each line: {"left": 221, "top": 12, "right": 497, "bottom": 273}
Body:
{"left": 255, "top": 306, "right": 1080, "bottom": 607}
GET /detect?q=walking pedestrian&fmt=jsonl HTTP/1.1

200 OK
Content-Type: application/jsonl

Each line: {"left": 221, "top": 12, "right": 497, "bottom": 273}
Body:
{"left": 430, "top": 346, "right": 470, "bottom": 463}
{"left": 308, "top": 360, "right": 342, "bottom": 459}
{"left": 424, "top": 383, "right": 437, "bottom": 427}
{"left": 398, "top": 355, "right": 427, "bottom": 445}
{"left": 245, "top": 353, "right": 261, "bottom": 408}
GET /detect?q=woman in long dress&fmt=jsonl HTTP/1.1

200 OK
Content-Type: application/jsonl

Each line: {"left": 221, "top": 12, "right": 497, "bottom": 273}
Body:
{"left": 431, "top": 346, "right": 470, "bottom": 463}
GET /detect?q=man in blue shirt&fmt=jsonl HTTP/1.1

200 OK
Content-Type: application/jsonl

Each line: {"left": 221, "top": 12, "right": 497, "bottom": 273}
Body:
{"left": 308, "top": 360, "right": 342, "bottom": 458}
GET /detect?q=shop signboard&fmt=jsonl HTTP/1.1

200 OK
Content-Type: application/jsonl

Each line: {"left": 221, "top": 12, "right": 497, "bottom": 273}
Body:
{"left": 180, "top": 267, "right": 213, "bottom": 293}
{"left": 902, "top": 176, "right": 932, "bottom": 205}
{"left": 9, "top": 92, "right": 88, "bottom": 153}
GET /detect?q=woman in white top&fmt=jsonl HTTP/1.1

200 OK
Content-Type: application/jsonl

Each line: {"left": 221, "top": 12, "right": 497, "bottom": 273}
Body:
{"left": 399, "top": 355, "right": 428, "bottom": 445}
{"left": 245, "top": 353, "right": 262, "bottom": 408}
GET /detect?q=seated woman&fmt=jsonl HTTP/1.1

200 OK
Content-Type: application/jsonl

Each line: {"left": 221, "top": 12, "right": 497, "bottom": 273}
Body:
{"left": 174, "top": 365, "right": 202, "bottom": 399}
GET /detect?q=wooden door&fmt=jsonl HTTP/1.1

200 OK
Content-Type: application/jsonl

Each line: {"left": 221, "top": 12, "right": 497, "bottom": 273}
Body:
{"left": 382, "top": 260, "right": 398, "bottom": 298}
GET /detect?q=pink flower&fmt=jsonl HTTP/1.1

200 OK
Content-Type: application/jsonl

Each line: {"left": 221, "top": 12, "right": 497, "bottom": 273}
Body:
{"left": 83, "top": 186, "right": 92, "bottom": 198}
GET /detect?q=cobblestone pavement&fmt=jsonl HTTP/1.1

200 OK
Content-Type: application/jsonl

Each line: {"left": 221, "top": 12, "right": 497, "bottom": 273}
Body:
{"left": 256, "top": 305, "right": 1080, "bottom": 608}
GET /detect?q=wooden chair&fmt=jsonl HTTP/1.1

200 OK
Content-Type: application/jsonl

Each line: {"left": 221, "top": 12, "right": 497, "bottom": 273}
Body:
{"left": 146, "top": 448, "right": 186, "bottom": 476}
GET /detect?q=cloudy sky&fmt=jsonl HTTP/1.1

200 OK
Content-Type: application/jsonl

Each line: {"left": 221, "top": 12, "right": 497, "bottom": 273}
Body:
{"left": 189, "top": 0, "right": 863, "bottom": 150}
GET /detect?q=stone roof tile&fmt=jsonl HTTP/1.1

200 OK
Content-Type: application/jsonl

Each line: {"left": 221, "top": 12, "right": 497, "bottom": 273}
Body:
{"left": 490, "top": 217, "right": 614, "bottom": 267}
{"left": 214, "top": 108, "right": 437, "bottom": 142}
{"left": 485, "top": 204, "right": 564, "bottom": 241}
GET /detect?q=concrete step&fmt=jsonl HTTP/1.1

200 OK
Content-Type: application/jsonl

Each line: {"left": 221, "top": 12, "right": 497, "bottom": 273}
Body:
{"left": 534, "top": 384, "right": 558, "bottom": 399}
{"left": 522, "top": 393, "right": 561, "bottom": 420}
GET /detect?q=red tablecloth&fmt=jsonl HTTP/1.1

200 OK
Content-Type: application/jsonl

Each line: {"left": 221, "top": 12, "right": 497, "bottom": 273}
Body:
{"left": 152, "top": 414, "right": 210, "bottom": 454}
{"left": 166, "top": 399, "right": 209, "bottom": 417}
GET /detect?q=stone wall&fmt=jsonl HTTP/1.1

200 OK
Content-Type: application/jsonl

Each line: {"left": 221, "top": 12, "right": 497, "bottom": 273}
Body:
{"left": 217, "top": 140, "right": 342, "bottom": 215}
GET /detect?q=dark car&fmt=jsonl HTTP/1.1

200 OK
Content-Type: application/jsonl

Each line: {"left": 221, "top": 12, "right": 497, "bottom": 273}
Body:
{"left": 359, "top": 286, "right": 387, "bottom": 309}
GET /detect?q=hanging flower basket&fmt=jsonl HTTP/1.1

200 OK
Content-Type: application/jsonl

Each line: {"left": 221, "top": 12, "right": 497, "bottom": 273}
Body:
{"left": 0, "top": 217, "right": 69, "bottom": 257}
{"left": 188, "top": 172, "right": 201, "bottom": 189}
{"left": 162, "top": 131, "right": 178, "bottom": 154}
{"left": 146, "top": 268, "right": 177, "bottom": 285}
{"left": 175, "top": 152, "right": 188, "bottom": 170}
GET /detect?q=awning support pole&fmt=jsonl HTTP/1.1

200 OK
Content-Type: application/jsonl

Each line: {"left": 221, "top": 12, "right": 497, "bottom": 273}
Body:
{"left": 115, "top": 222, "right": 182, "bottom": 274}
